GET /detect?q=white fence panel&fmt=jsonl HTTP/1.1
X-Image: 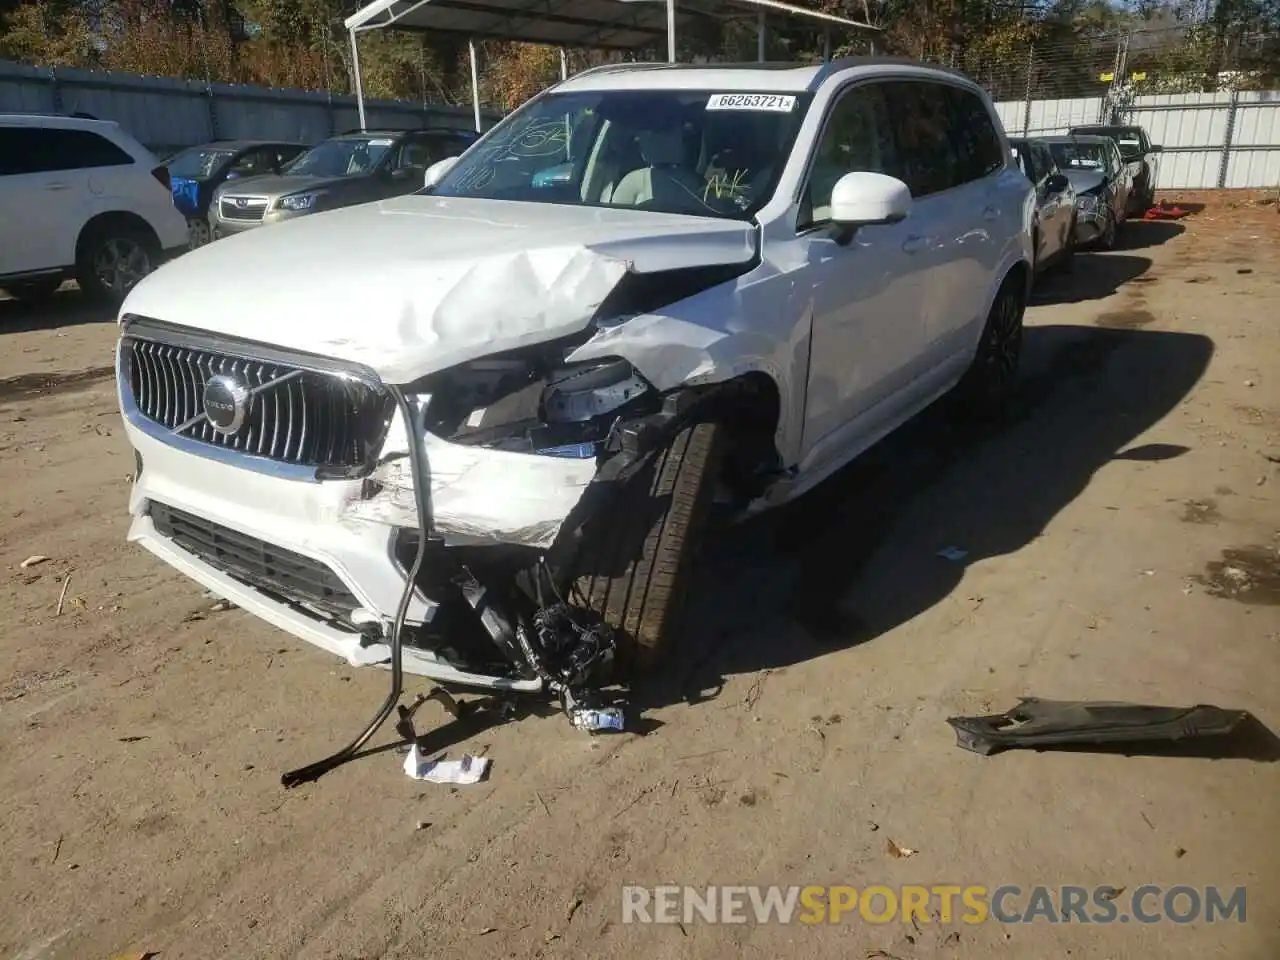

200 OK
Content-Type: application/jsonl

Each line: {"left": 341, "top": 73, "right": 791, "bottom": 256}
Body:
{"left": 992, "top": 89, "right": 1280, "bottom": 189}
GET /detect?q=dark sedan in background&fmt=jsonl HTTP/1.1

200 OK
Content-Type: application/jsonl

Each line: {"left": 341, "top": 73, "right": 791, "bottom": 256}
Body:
{"left": 1009, "top": 136, "right": 1079, "bottom": 275}
{"left": 164, "top": 140, "right": 308, "bottom": 247}
{"left": 1069, "top": 124, "right": 1163, "bottom": 213}
{"left": 211, "top": 127, "right": 479, "bottom": 238}
{"left": 1042, "top": 134, "right": 1133, "bottom": 251}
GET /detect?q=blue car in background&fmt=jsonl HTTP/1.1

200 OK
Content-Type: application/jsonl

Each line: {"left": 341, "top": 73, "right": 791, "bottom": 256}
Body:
{"left": 164, "top": 140, "right": 308, "bottom": 247}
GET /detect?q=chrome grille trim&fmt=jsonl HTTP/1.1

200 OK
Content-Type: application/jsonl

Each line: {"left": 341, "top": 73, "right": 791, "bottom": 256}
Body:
{"left": 117, "top": 316, "right": 393, "bottom": 482}
{"left": 218, "top": 196, "right": 268, "bottom": 222}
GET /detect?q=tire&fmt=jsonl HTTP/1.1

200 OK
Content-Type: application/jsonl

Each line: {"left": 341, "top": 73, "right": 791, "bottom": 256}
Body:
{"left": 5, "top": 276, "right": 63, "bottom": 302}
{"left": 574, "top": 421, "right": 726, "bottom": 675}
{"left": 956, "top": 274, "right": 1025, "bottom": 414}
{"left": 1097, "top": 208, "right": 1117, "bottom": 251}
{"left": 76, "top": 222, "right": 159, "bottom": 304}
{"left": 1058, "top": 217, "right": 1077, "bottom": 273}
{"left": 188, "top": 217, "right": 213, "bottom": 248}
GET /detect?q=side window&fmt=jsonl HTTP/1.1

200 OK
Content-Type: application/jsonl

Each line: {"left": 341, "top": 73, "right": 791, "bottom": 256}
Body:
{"left": 227, "top": 147, "right": 271, "bottom": 177}
{"left": 0, "top": 127, "right": 131, "bottom": 175}
{"left": 883, "top": 81, "right": 958, "bottom": 198}
{"left": 801, "top": 82, "right": 899, "bottom": 227}
{"left": 0, "top": 128, "right": 45, "bottom": 175}
{"left": 395, "top": 135, "right": 439, "bottom": 171}
{"left": 46, "top": 129, "right": 133, "bottom": 171}
{"left": 944, "top": 85, "right": 1004, "bottom": 185}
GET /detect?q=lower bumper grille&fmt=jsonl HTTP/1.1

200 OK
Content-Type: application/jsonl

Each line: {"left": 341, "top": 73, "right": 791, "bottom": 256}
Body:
{"left": 150, "top": 501, "right": 359, "bottom": 619}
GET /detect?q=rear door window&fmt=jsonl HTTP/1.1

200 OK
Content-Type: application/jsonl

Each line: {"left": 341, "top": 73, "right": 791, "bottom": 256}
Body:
{"left": 944, "top": 85, "right": 1004, "bottom": 185}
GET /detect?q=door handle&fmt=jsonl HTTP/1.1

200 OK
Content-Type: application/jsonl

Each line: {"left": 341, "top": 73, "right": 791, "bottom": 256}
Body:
{"left": 982, "top": 206, "right": 1000, "bottom": 221}
{"left": 45, "top": 182, "right": 71, "bottom": 191}
{"left": 901, "top": 235, "right": 929, "bottom": 254}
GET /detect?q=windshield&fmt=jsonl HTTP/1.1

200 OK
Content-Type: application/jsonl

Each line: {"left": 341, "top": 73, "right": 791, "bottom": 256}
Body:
{"left": 284, "top": 136, "right": 394, "bottom": 178}
{"left": 1049, "top": 141, "right": 1108, "bottom": 172}
{"left": 431, "top": 90, "right": 812, "bottom": 220}
{"left": 167, "top": 147, "right": 237, "bottom": 180}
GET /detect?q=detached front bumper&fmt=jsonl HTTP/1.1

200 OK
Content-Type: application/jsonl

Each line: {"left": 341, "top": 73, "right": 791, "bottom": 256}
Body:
{"left": 1074, "top": 197, "right": 1107, "bottom": 243}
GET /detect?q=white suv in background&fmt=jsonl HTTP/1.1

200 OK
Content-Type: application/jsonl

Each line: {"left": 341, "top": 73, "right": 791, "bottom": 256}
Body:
{"left": 115, "top": 58, "right": 1032, "bottom": 691}
{"left": 0, "top": 113, "right": 188, "bottom": 303}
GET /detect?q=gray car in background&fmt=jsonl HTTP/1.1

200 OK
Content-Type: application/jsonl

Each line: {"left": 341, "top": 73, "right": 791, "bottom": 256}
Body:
{"left": 1041, "top": 134, "right": 1133, "bottom": 251}
{"left": 211, "top": 127, "right": 479, "bottom": 237}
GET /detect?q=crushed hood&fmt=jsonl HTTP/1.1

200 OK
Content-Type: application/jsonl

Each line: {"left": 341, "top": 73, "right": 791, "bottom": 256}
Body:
{"left": 1064, "top": 169, "right": 1106, "bottom": 195}
{"left": 123, "top": 196, "right": 757, "bottom": 384}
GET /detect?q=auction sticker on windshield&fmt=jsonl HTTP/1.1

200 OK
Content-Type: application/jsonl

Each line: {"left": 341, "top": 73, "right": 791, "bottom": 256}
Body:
{"left": 368, "top": 138, "right": 394, "bottom": 146}
{"left": 706, "top": 93, "right": 797, "bottom": 112}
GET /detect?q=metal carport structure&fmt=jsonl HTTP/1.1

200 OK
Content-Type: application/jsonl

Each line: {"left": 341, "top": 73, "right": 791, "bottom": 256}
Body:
{"left": 343, "top": 0, "right": 879, "bottom": 132}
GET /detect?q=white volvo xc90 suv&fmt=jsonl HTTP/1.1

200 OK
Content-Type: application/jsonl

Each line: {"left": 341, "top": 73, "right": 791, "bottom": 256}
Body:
{"left": 116, "top": 58, "right": 1033, "bottom": 692}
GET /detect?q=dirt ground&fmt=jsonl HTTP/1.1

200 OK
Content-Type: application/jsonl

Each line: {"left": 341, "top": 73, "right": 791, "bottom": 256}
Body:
{"left": 2, "top": 190, "right": 1278, "bottom": 960}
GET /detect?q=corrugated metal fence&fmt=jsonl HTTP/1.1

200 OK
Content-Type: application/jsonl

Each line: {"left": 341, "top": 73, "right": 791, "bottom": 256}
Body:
{"left": 993, "top": 91, "right": 1280, "bottom": 190}
{"left": 0, "top": 59, "right": 496, "bottom": 155}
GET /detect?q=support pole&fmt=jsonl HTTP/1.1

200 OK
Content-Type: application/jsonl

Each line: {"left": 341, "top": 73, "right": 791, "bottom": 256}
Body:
{"left": 822, "top": 28, "right": 831, "bottom": 62}
{"left": 757, "top": 10, "right": 766, "bottom": 62}
{"left": 469, "top": 38, "right": 481, "bottom": 133}
{"left": 560, "top": 47, "right": 568, "bottom": 80}
{"left": 350, "top": 29, "right": 367, "bottom": 131}
{"left": 666, "top": 0, "right": 676, "bottom": 62}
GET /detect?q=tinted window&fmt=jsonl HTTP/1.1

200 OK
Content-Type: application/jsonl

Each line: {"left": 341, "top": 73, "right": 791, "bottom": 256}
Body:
{"left": 1009, "top": 141, "right": 1033, "bottom": 180}
{"left": 802, "top": 82, "right": 900, "bottom": 226}
{"left": 882, "top": 81, "right": 957, "bottom": 198}
{"left": 0, "top": 126, "right": 132, "bottom": 176}
{"left": 1032, "top": 142, "right": 1057, "bottom": 181}
{"left": 944, "top": 85, "right": 1003, "bottom": 184}
{"left": 227, "top": 146, "right": 275, "bottom": 177}
{"left": 396, "top": 133, "right": 469, "bottom": 171}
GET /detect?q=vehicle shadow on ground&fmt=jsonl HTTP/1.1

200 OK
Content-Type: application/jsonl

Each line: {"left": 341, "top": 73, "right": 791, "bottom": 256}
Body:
{"left": 0, "top": 287, "right": 115, "bottom": 333}
{"left": 1031, "top": 252, "right": 1151, "bottom": 305}
{"left": 641, "top": 323, "right": 1214, "bottom": 710}
{"left": 1112, "top": 220, "right": 1186, "bottom": 251}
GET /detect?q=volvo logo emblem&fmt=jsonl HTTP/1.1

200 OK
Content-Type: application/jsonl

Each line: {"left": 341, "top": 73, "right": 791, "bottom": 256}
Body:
{"left": 203, "top": 374, "right": 250, "bottom": 435}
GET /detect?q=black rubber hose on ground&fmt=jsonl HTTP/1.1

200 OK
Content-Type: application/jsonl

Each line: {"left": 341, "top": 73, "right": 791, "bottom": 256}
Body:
{"left": 280, "top": 386, "right": 429, "bottom": 788}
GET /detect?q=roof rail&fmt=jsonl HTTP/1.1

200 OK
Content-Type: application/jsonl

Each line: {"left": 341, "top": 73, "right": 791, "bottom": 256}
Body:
{"left": 806, "top": 55, "right": 975, "bottom": 90}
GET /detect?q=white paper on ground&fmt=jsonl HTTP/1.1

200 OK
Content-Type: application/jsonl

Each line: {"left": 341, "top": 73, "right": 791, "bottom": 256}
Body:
{"left": 402, "top": 744, "right": 490, "bottom": 784}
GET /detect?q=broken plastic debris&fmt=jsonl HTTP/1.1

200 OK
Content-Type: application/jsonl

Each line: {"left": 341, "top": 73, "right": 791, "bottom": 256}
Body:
{"left": 936, "top": 546, "right": 968, "bottom": 561}
{"left": 946, "top": 698, "right": 1248, "bottom": 756}
{"left": 19, "top": 555, "right": 50, "bottom": 569}
{"left": 569, "top": 706, "right": 625, "bottom": 733}
{"left": 402, "top": 744, "right": 489, "bottom": 784}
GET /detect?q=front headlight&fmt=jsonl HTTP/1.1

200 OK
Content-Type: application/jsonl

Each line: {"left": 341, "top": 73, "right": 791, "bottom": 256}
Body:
{"left": 278, "top": 193, "right": 318, "bottom": 212}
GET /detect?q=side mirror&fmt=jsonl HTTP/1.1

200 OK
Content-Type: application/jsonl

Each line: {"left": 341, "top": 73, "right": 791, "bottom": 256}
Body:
{"left": 423, "top": 156, "right": 459, "bottom": 190}
{"left": 1046, "top": 173, "right": 1070, "bottom": 193}
{"left": 829, "top": 171, "right": 911, "bottom": 244}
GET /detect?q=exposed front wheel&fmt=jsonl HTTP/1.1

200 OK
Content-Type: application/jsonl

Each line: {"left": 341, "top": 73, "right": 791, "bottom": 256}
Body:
{"left": 573, "top": 421, "right": 726, "bottom": 676}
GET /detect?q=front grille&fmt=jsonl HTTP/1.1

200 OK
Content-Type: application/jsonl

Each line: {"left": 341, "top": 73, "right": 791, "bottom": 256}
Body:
{"left": 150, "top": 501, "right": 359, "bottom": 618}
{"left": 219, "top": 197, "right": 267, "bottom": 222}
{"left": 123, "top": 337, "right": 392, "bottom": 472}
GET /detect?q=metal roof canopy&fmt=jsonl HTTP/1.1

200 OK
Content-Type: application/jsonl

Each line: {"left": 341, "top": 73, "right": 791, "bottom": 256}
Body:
{"left": 343, "top": 0, "right": 879, "bottom": 131}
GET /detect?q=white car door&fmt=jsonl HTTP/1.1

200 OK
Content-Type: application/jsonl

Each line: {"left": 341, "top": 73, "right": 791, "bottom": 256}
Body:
{"left": 795, "top": 81, "right": 934, "bottom": 470}
{"left": 889, "top": 81, "right": 1007, "bottom": 364}
{"left": 0, "top": 125, "right": 86, "bottom": 276}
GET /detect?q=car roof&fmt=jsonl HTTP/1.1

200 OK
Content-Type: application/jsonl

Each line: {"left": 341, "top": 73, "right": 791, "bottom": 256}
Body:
{"left": 1041, "top": 134, "right": 1112, "bottom": 144}
{"left": 0, "top": 112, "right": 121, "bottom": 131}
{"left": 183, "top": 139, "right": 306, "bottom": 151}
{"left": 557, "top": 56, "right": 977, "bottom": 94}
